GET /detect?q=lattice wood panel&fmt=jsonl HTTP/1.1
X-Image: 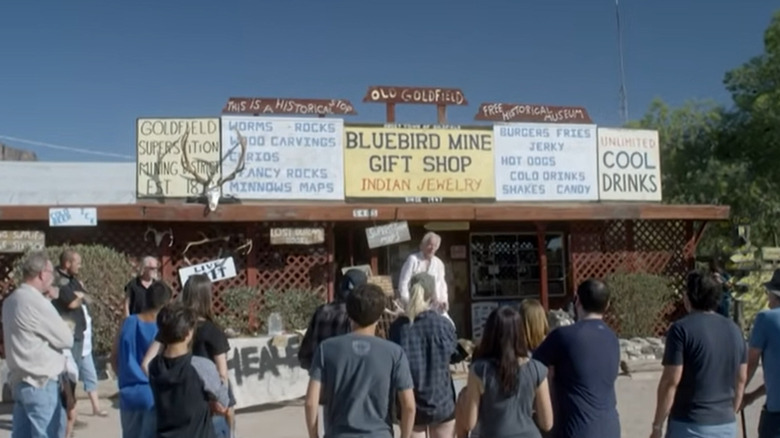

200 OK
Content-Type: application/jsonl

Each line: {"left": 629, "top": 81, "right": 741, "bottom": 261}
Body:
{"left": 0, "top": 221, "right": 332, "bottom": 329}
{"left": 570, "top": 220, "right": 693, "bottom": 336}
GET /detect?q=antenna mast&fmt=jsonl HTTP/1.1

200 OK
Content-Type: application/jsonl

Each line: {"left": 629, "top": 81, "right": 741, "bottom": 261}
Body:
{"left": 616, "top": 0, "right": 629, "bottom": 124}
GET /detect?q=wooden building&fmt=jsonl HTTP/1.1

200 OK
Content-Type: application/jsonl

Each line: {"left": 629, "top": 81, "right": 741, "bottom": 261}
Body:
{"left": 0, "top": 202, "right": 728, "bottom": 338}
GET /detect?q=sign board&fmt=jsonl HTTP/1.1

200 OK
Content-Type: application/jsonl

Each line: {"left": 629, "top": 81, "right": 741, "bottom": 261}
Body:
{"left": 475, "top": 103, "right": 592, "bottom": 124}
{"left": 762, "top": 247, "right": 780, "bottom": 262}
{"left": 178, "top": 257, "right": 237, "bottom": 285}
{"left": 493, "top": 123, "right": 599, "bottom": 201}
{"left": 222, "top": 97, "right": 357, "bottom": 115}
{"left": 352, "top": 208, "right": 378, "bottom": 219}
{"left": 363, "top": 86, "right": 468, "bottom": 106}
{"left": 344, "top": 125, "right": 495, "bottom": 202}
{"left": 269, "top": 228, "right": 325, "bottom": 245}
{"left": 0, "top": 231, "right": 45, "bottom": 253}
{"left": 597, "top": 128, "right": 661, "bottom": 201}
{"left": 227, "top": 335, "right": 306, "bottom": 410}
{"left": 49, "top": 208, "right": 97, "bottom": 227}
{"left": 136, "top": 118, "right": 222, "bottom": 198}
{"left": 220, "top": 116, "right": 345, "bottom": 201}
{"left": 366, "top": 221, "right": 412, "bottom": 249}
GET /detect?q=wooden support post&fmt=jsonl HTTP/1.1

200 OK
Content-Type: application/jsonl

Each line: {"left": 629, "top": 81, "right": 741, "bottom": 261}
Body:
{"left": 246, "top": 223, "right": 258, "bottom": 288}
{"left": 536, "top": 222, "right": 549, "bottom": 311}
{"left": 348, "top": 227, "right": 355, "bottom": 266}
{"left": 327, "top": 222, "right": 336, "bottom": 302}
{"left": 437, "top": 104, "right": 446, "bottom": 124}
{"left": 386, "top": 103, "right": 396, "bottom": 123}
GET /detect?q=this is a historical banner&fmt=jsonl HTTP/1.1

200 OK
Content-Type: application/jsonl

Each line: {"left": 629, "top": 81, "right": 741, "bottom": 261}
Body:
{"left": 343, "top": 125, "right": 495, "bottom": 203}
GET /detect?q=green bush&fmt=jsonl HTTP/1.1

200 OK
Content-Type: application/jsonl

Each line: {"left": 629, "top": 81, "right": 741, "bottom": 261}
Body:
{"left": 12, "top": 245, "right": 135, "bottom": 355}
{"left": 733, "top": 271, "right": 770, "bottom": 332}
{"left": 606, "top": 272, "right": 676, "bottom": 338}
{"left": 215, "top": 286, "right": 259, "bottom": 335}
{"left": 261, "top": 288, "right": 325, "bottom": 332}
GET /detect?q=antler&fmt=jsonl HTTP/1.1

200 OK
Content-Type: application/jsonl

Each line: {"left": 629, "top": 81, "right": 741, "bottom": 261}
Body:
{"left": 217, "top": 129, "right": 247, "bottom": 186}
{"left": 179, "top": 127, "right": 212, "bottom": 187}
{"left": 234, "top": 237, "right": 253, "bottom": 255}
{"left": 182, "top": 232, "right": 230, "bottom": 266}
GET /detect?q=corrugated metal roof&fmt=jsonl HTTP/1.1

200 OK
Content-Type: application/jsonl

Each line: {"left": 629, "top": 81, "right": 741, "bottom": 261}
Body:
{"left": 0, "top": 162, "right": 136, "bottom": 205}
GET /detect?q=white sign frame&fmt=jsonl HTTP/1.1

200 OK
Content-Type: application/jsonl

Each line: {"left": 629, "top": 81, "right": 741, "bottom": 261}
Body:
{"left": 493, "top": 123, "right": 599, "bottom": 202}
{"left": 48, "top": 208, "right": 97, "bottom": 227}
{"left": 178, "top": 257, "right": 237, "bottom": 285}
{"left": 597, "top": 128, "right": 662, "bottom": 201}
{"left": 220, "top": 116, "right": 345, "bottom": 201}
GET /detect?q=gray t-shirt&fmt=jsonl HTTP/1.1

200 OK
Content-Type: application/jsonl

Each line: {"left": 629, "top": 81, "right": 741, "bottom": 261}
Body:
{"left": 310, "top": 333, "right": 414, "bottom": 438}
{"left": 472, "top": 358, "right": 547, "bottom": 438}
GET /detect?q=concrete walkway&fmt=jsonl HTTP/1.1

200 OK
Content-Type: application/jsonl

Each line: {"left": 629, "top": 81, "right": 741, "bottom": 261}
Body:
{"left": 0, "top": 367, "right": 765, "bottom": 438}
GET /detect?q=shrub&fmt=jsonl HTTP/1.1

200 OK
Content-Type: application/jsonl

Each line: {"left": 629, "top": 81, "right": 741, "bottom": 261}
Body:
{"left": 606, "top": 272, "right": 676, "bottom": 338}
{"left": 12, "top": 245, "right": 135, "bottom": 355}
{"left": 215, "top": 286, "right": 259, "bottom": 336}
{"left": 260, "top": 288, "right": 325, "bottom": 333}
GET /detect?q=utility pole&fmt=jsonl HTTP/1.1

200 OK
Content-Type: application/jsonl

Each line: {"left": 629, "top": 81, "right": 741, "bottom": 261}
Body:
{"left": 616, "top": 0, "right": 629, "bottom": 124}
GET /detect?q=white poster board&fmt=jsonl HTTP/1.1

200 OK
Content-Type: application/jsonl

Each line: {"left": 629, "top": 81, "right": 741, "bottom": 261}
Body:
{"left": 493, "top": 123, "right": 598, "bottom": 201}
{"left": 178, "top": 257, "right": 237, "bottom": 285}
{"left": 227, "top": 335, "right": 307, "bottom": 409}
{"left": 597, "top": 128, "right": 662, "bottom": 201}
{"left": 220, "top": 116, "right": 345, "bottom": 200}
{"left": 49, "top": 207, "right": 97, "bottom": 227}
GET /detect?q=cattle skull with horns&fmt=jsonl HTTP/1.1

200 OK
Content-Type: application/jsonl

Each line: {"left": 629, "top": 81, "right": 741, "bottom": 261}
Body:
{"left": 180, "top": 127, "right": 248, "bottom": 211}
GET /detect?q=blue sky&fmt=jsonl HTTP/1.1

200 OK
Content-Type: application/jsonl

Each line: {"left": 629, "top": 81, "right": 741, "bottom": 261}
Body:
{"left": 0, "top": 0, "right": 776, "bottom": 162}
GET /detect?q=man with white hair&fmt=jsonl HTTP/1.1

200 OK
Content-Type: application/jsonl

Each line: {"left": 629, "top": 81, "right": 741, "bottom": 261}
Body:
{"left": 398, "top": 232, "right": 451, "bottom": 323}
{"left": 123, "top": 256, "right": 160, "bottom": 317}
{"left": 3, "top": 251, "right": 73, "bottom": 437}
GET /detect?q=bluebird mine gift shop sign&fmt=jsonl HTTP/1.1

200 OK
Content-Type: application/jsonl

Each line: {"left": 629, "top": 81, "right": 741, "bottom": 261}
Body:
{"left": 343, "top": 125, "right": 495, "bottom": 202}
{"left": 493, "top": 123, "right": 599, "bottom": 201}
{"left": 220, "top": 116, "right": 345, "bottom": 201}
{"left": 597, "top": 128, "right": 662, "bottom": 202}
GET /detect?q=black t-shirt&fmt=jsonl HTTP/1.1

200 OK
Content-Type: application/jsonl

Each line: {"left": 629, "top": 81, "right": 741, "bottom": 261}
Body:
{"left": 156, "top": 320, "right": 230, "bottom": 360}
{"left": 663, "top": 312, "right": 747, "bottom": 425}
{"left": 52, "top": 269, "right": 87, "bottom": 342}
{"left": 533, "top": 319, "right": 621, "bottom": 438}
{"left": 125, "top": 277, "right": 155, "bottom": 315}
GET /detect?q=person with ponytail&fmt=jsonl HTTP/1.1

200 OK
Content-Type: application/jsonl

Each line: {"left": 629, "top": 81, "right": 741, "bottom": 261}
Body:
{"left": 456, "top": 306, "right": 553, "bottom": 438}
{"left": 389, "top": 272, "right": 458, "bottom": 438}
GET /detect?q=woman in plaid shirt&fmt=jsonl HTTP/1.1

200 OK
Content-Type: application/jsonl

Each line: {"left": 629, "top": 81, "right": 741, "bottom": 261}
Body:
{"left": 389, "top": 272, "right": 459, "bottom": 438}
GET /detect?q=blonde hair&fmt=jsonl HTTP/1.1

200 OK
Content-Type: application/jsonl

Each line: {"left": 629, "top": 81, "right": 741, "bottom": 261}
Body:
{"left": 406, "top": 272, "right": 436, "bottom": 324}
{"left": 520, "top": 299, "right": 549, "bottom": 351}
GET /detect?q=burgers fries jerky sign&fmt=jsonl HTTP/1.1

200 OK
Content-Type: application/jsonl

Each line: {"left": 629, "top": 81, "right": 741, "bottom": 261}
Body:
{"left": 344, "top": 125, "right": 495, "bottom": 202}
{"left": 136, "top": 118, "right": 222, "bottom": 198}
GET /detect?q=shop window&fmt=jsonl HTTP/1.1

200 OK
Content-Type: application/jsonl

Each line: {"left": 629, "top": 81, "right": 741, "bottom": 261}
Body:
{"left": 469, "top": 232, "right": 566, "bottom": 300}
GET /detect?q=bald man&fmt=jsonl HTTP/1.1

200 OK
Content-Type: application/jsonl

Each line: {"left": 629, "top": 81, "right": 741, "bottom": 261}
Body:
{"left": 123, "top": 256, "right": 160, "bottom": 317}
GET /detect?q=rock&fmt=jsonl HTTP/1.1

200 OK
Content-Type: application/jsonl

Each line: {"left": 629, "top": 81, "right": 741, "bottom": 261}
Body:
{"left": 619, "top": 336, "right": 664, "bottom": 362}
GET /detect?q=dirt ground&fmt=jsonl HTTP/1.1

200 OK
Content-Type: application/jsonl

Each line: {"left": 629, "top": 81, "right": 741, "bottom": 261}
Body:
{"left": 0, "top": 370, "right": 766, "bottom": 438}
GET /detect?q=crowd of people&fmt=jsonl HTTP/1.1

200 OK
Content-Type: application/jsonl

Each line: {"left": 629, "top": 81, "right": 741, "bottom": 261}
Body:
{"left": 3, "top": 234, "right": 780, "bottom": 438}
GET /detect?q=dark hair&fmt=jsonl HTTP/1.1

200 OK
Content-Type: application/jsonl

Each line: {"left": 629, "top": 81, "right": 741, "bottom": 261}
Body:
{"left": 144, "top": 281, "right": 172, "bottom": 312}
{"left": 181, "top": 274, "right": 214, "bottom": 321}
{"left": 577, "top": 279, "right": 610, "bottom": 314}
{"left": 59, "top": 249, "right": 78, "bottom": 266}
{"left": 474, "top": 306, "right": 527, "bottom": 395}
{"left": 346, "top": 283, "right": 386, "bottom": 328}
{"left": 338, "top": 269, "right": 369, "bottom": 302}
{"left": 686, "top": 271, "right": 722, "bottom": 311}
{"left": 709, "top": 258, "right": 725, "bottom": 274}
{"left": 156, "top": 304, "right": 198, "bottom": 344}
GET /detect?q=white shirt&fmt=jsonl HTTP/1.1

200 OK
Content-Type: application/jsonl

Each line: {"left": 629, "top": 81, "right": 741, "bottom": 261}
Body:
{"left": 63, "top": 349, "right": 79, "bottom": 383}
{"left": 82, "top": 303, "right": 92, "bottom": 358}
{"left": 398, "top": 252, "right": 448, "bottom": 311}
{"left": 2, "top": 283, "right": 73, "bottom": 387}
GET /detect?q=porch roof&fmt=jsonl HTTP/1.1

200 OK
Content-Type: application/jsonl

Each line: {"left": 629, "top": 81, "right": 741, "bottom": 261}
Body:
{"left": 0, "top": 202, "right": 729, "bottom": 223}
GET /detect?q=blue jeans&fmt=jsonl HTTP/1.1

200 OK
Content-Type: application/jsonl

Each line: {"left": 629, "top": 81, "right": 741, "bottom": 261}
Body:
{"left": 213, "top": 415, "right": 230, "bottom": 438}
{"left": 667, "top": 420, "right": 737, "bottom": 438}
{"left": 120, "top": 409, "right": 156, "bottom": 438}
{"left": 78, "top": 353, "right": 98, "bottom": 393}
{"left": 12, "top": 379, "right": 66, "bottom": 438}
{"left": 759, "top": 408, "right": 780, "bottom": 438}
